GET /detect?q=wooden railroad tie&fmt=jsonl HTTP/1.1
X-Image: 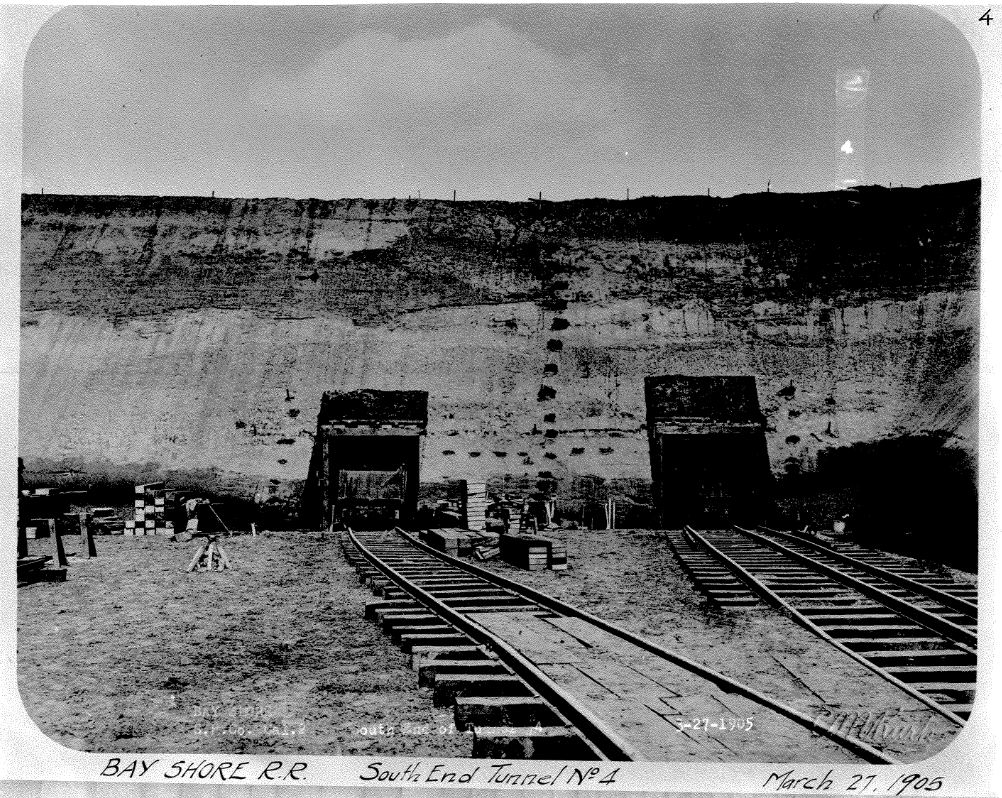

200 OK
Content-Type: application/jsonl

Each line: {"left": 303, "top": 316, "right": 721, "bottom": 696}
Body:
{"left": 186, "top": 536, "right": 233, "bottom": 572}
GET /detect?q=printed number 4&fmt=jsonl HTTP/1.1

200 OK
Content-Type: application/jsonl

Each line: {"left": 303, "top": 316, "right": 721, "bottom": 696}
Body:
{"left": 980, "top": 8, "right": 992, "bottom": 24}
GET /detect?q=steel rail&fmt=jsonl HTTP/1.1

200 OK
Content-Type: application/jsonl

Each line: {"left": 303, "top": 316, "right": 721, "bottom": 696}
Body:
{"left": 684, "top": 526, "right": 966, "bottom": 727}
{"left": 348, "top": 529, "right": 639, "bottom": 761}
{"left": 732, "top": 526, "right": 975, "bottom": 651}
{"left": 380, "top": 527, "right": 898, "bottom": 764}
{"left": 756, "top": 525, "right": 977, "bottom": 617}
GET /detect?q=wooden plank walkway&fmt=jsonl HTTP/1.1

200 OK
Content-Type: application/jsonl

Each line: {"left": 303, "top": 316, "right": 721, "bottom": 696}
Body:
{"left": 468, "top": 611, "right": 869, "bottom": 762}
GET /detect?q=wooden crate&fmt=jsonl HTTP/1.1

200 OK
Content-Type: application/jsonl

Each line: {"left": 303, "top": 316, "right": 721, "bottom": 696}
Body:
{"left": 549, "top": 541, "right": 568, "bottom": 570}
{"left": 499, "top": 534, "right": 567, "bottom": 571}
{"left": 498, "top": 535, "right": 551, "bottom": 571}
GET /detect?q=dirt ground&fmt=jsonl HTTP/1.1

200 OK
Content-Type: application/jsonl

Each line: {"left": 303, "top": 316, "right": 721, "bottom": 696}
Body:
{"left": 17, "top": 527, "right": 966, "bottom": 761}
{"left": 17, "top": 530, "right": 469, "bottom": 756}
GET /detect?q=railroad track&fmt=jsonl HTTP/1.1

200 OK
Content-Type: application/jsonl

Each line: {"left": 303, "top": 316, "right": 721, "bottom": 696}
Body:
{"left": 664, "top": 529, "right": 760, "bottom": 608}
{"left": 343, "top": 527, "right": 899, "bottom": 763}
{"left": 683, "top": 526, "right": 975, "bottom": 725}
{"left": 772, "top": 530, "right": 978, "bottom": 608}
{"left": 752, "top": 526, "right": 977, "bottom": 631}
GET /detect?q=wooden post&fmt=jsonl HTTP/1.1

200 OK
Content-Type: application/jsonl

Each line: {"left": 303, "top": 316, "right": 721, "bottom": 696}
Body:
{"left": 17, "top": 522, "right": 27, "bottom": 559}
{"left": 186, "top": 540, "right": 208, "bottom": 572}
{"left": 320, "top": 430, "right": 331, "bottom": 529}
{"left": 78, "top": 512, "right": 96, "bottom": 558}
{"left": 48, "top": 518, "right": 67, "bottom": 566}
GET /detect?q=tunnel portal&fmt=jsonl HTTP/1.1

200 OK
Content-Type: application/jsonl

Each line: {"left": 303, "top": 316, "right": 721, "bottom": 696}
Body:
{"left": 307, "top": 389, "right": 428, "bottom": 529}
{"left": 645, "top": 375, "right": 771, "bottom": 527}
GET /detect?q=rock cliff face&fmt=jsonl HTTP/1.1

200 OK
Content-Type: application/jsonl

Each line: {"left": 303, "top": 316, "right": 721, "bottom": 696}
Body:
{"left": 20, "top": 182, "right": 978, "bottom": 508}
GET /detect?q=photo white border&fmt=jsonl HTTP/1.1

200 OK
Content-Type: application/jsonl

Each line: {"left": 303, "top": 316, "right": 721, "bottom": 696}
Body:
{"left": 1, "top": 3, "right": 998, "bottom": 794}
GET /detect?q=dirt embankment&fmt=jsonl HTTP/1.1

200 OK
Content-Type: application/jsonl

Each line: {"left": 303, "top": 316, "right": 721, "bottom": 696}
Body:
{"left": 20, "top": 183, "right": 978, "bottom": 501}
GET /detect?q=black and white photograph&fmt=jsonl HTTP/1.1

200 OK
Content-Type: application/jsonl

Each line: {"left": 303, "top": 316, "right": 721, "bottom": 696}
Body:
{"left": 4, "top": 3, "right": 996, "bottom": 791}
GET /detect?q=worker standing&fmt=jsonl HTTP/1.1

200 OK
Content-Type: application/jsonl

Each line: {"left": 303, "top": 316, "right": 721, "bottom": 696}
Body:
{"left": 184, "top": 496, "right": 203, "bottom": 536}
{"left": 252, "top": 490, "right": 265, "bottom": 536}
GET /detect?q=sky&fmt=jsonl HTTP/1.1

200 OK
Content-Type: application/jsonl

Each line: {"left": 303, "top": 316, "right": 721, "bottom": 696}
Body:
{"left": 22, "top": 5, "right": 981, "bottom": 201}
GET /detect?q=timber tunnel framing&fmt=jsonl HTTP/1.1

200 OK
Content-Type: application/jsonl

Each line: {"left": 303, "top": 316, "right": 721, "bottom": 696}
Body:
{"left": 304, "top": 389, "right": 428, "bottom": 529}
{"left": 645, "top": 375, "right": 772, "bottom": 527}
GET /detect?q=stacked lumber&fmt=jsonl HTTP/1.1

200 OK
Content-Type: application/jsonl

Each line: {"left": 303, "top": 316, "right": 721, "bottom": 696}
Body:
{"left": 424, "top": 527, "right": 474, "bottom": 556}
{"left": 16, "top": 555, "right": 65, "bottom": 583}
{"left": 17, "top": 555, "right": 51, "bottom": 576}
{"left": 468, "top": 530, "right": 501, "bottom": 560}
{"left": 461, "top": 481, "right": 488, "bottom": 532}
{"left": 88, "top": 507, "right": 122, "bottom": 535}
{"left": 124, "top": 482, "right": 175, "bottom": 536}
{"left": 472, "top": 544, "right": 500, "bottom": 561}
